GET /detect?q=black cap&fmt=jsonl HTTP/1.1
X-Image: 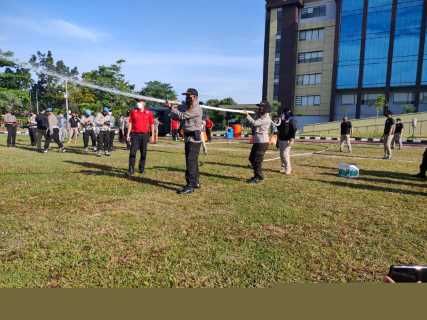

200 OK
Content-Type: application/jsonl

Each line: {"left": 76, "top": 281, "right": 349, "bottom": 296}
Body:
{"left": 182, "top": 88, "right": 199, "bottom": 97}
{"left": 256, "top": 101, "right": 272, "bottom": 113}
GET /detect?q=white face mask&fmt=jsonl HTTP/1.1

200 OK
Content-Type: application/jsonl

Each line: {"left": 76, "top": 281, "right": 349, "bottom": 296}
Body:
{"left": 137, "top": 102, "right": 144, "bottom": 110}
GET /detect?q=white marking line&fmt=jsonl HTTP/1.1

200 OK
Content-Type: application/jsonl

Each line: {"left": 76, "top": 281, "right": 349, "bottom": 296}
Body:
{"left": 313, "top": 153, "right": 418, "bottom": 163}
{"left": 263, "top": 147, "right": 331, "bottom": 163}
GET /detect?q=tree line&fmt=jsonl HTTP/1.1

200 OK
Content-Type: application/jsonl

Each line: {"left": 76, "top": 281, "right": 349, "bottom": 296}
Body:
{"left": 0, "top": 48, "right": 238, "bottom": 126}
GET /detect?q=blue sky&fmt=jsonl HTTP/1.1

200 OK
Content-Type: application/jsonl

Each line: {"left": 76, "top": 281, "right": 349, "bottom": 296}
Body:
{"left": 0, "top": 0, "right": 265, "bottom": 103}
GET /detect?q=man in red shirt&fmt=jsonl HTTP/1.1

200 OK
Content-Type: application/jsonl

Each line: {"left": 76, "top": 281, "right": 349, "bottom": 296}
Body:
{"left": 205, "top": 116, "right": 214, "bottom": 143}
{"left": 170, "top": 118, "right": 180, "bottom": 141}
{"left": 126, "top": 99, "right": 154, "bottom": 176}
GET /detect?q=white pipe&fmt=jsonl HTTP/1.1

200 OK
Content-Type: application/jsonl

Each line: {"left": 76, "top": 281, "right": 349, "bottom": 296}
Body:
{"left": 0, "top": 54, "right": 255, "bottom": 115}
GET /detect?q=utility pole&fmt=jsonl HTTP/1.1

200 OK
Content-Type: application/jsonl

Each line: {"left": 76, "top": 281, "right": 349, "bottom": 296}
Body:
{"left": 35, "top": 87, "right": 39, "bottom": 114}
{"left": 65, "top": 80, "right": 69, "bottom": 116}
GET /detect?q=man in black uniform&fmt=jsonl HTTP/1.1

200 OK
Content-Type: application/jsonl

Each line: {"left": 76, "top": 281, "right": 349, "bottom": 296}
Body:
{"left": 166, "top": 88, "right": 203, "bottom": 195}
{"left": 415, "top": 149, "right": 427, "bottom": 180}
{"left": 383, "top": 111, "right": 395, "bottom": 160}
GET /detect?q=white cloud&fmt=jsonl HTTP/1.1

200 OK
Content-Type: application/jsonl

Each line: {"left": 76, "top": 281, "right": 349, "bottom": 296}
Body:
{"left": 0, "top": 17, "right": 109, "bottom": 42}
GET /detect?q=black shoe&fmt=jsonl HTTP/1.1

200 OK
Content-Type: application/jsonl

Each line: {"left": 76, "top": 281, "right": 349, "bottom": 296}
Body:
{"left": 414, "top": 173, "right": 427, "bottom": 180}
{"left": 138, "top": 168, "right": 144, "bottom": 174}
{"left": 178, "top": 186, "right": 194, "bottom": 195}
{"left": 127, "top": 167, "right": 135, "bottom": 177}
{"left": 247, "top": 177, "right": 262, "bottom": 184}
{"left": 194, "top": 183, "right": 201, "bottom": 189}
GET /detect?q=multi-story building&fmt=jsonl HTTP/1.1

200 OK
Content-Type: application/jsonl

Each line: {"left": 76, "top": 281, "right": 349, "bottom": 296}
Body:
{"left": 263, "top": 0, "right": 427, "bottom": 126}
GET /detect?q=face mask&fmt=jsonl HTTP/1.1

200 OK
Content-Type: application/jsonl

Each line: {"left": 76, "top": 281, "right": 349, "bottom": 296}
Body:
{"left": 137, "top": 103, "right": 144, "bottom": 110}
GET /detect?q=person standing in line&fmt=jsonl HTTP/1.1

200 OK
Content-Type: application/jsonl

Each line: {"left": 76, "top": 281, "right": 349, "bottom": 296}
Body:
{"left": 121, "top": 111, "right": 131, "bottom": 150}
{"left": 392, "top": 118, "right": 404, "bottom": 150}
{"left": 27, "top": 112, "right": 38, "bottom": 146}
{"left": 95, "top": 107, "right": 113, "bottom": 157}
{"left": 415, "top": 148, "right": 427, "bottom": 180}
{"left": 166, "top": 88, "right": 203, "bottom": 195}
{"left": 118, "top": 115, "right": 125, "bottom": 143}
{"left": 57, "top": 113, "right": 68, "bottom": 143}
{"left": 383, "top": 111, "right": 395, "bottom": 160}
{"left": 109, "top": 112, "right": 117, "bottom": 152}
{"left": 170, "top": 118, "right": 180, "bottom": 141}
{"left": 44, "top": 108, "right": 66, "bottom": 153}
{"left": 153, "top": 115, "right": 161, "bottom": 144}
{"left": 81, "top": 110, "right": 97, "bottom": 152}
{"left": 126, "top": 99, "right": 154, "bottom": 176}
{"left": 245, "top": 101, "right": 272, "bottom": 184}
{"left": 276, "top": 108, "right": 297, "bottom": 175}
{"left": 340, "top": 117, "right": 353, "bottom": 153}
{"left": 68, "top": 112, "right": 80, "bottom": 144}
{"left": 4, "top": 110, "right": 18, "bottom": 148}
{"left": 35, "top": 110, "right": 49, "bottom": 152}
{"left": 205, "top": 116, "right": 214, "bottom": 143}
{"left": 201, "top": 118, "right": 208, "bottom": 155}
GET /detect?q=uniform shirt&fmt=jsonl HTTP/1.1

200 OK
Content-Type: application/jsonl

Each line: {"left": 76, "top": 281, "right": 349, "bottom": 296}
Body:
{"left": 57, "top": 116, "right": 67, "bottom": 129}
{"left": 384, "top": 118, "right": 395, "bottom": 135}
{"left": 246, "top": 113, "right": 272, "bottom": 144}
{"left": 129, "top": 109, "right": 154, "bottom": 133}
{"left": 4, "top": 113, "right": 17, "bottom": 125}
{"left": 69, "top": 117, "right": 80, "bottom": 128}
{"left": 341, "top": 121, "right": 352, "bottom": 135}
{"left": 170, "top": 103, "right": 203, "bottom": 133}
{"left": 395, "top": 123, "right": 404, "bottom": 134}
{"left": 81, "top": 115, "right": 95, "bottom": 130}
{"left": 28, "top": 114, "right": 37, "bottom": 128}
{"left": 95, "top": 113, "right": 112, "bottom": 131}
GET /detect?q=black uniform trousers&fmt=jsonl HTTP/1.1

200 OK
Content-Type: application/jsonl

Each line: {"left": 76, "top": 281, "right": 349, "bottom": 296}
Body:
{"left": 206, "top": 128, "right": 212, "bottom": 142}
{"left": 97, "top": 131, "right": 111, "bottom": 152}
{"left": 129, "top": 133, "right": 150, "bottom": 172}
{"left": 185, "top": 141, "right": 201, "bottom": 187}
{"left": 109, "top": 130, "right": 116, "bottom": 151}
{"left": 83, "top": 130, "right": 97, "bottom": 149}
{"left": 29, "top": 127, "right": 37, "bottom": 146}
{"left": 44, "top": 128, "right": 64, "bottom": 150}
{"left": 124, "top": 128, "right": 131, "bottom": 149}
{"left": 6, "top": 125, "right": 17, "bottom": 146}
{"left": 249, "top": 143, "right": 269, "bottom": 179}
{"left": 420, "top": 148, "right": 427, "bottom": 176}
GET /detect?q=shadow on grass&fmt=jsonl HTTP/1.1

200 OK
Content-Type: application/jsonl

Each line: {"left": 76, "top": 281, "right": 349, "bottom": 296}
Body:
{"left": 320, "top": 172, "right": 426, "bottom": 188}
{"left": 152, "top": 165, "right": 246, "bottom": 182}
{"left": 64, "top": 161, "right": 182, "bottom": 192}
{"left": 306, "top": 178, "right": 427, "bottom": 197}
{"left": 203, "top": 161, "right": 278, "bottom": 174}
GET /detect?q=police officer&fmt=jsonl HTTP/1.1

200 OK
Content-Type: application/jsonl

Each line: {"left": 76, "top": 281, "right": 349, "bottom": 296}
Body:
{"left": 95, "top": 107, "right": 113, "bottom": 157}
{"left": 245, "top": 101, "right": 272, "bottom": 184}
{"left": 4, "top": 110, "right": 18, "bottom": 147}
{"left": 81, "top": 109, "right": 97, "bottom": 152}
{"left": 28, "top": 112, "right": 38, "bottom": 146}
{"left": 166, "top": 88, "right": 203, "bottom": 195}
{"left": 44, "top": 108, "right": 66, "bottom": 153}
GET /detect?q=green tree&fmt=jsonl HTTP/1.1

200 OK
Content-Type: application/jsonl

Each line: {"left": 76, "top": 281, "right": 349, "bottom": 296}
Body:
{"left": 140, "top": 81, "right": 177, "bottom": 101}
{"left": 404, "top": 104, "right": 416, "bottom": 114}
{"left": 374, "top": 95, "right": 386, "bottom": 118}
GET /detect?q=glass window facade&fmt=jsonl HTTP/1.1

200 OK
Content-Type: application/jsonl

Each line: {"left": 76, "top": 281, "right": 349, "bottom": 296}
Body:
{"left": 336, "top": 1, "right": 364, "bottom": 89}
{"left": 296, "top": 74, "right": 322, "bottom": 86}
{"left": 363, "top": 0, "right": 392, "bottom": 88}
{"left": 301, "top": 6, "right": 327, "bottom": 19}
{"left": 391, "top": 0, "right": 423, "bottom": 86}
{"left": 422, "top": 29, "right": 427, "bottom": 84}
{"left": 298, "top": 51, "right": 323, "bottom": 63}
{"left": 299, "top": 28, "right": 325, "bottom": 41}
{"left": 295, "top": 95, "right": 321, "bottom": 106}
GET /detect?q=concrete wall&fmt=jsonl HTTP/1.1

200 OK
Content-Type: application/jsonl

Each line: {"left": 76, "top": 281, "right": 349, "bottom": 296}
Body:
{"left": 267, "top": 8, "right": 278, "bottom": 103}
{"left": 303, "top": 112, "right": 427, "bottom": 138}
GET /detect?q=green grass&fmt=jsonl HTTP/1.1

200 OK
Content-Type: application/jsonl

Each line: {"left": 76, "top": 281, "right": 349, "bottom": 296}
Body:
{"left": 0, "top": 135, "right": 426, "bottom": 287}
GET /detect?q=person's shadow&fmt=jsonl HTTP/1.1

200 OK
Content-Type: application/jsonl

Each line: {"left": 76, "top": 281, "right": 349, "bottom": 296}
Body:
{"left": 64, "top": 161, "right": 182, "bottom": 192}
{"left": 152, "top": 165, "right": 246, "bottom": 182}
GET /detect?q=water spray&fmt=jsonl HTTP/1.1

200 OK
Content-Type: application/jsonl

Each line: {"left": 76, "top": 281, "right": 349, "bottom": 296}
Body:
{"left": 0, "top": 53, "right": 255, "bottom": 114}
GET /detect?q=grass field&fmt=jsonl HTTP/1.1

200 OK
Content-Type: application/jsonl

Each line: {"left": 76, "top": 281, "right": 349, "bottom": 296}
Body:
{"left": 0, "top": 135, "right": 426, "bottom": 287}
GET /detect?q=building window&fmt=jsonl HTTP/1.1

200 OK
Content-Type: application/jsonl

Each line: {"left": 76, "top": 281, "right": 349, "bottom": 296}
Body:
{"left": 299, "top": 28, "right": 324, "bottom": 41}
{"left": 298, "top": 51, "right": 323, "bottom": 63}
{"left": 273, "top": 84, "right": 280, "bottom": 101}
{"left": 341, "top": 94, "right": 356, "bottom": 105}
{"left": 392, "top": 92, "right": 414, "bottom": 104}
{"left": 295, "top": 95, "right": 321, "bottom": 107}
{"left": 301, "top": 6, "right": 326, "bottom": 19}
{"left": 274, "top": 62, "right": 280, "bottom": 78}
{"left": 296, "top": 73, "right": 321, "bottom": 86}
{"left": 420, "top": 92, "right": 427, "bottom": 103}
{"left": 361, "top": 94, "right": 382, "bottom": 105}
